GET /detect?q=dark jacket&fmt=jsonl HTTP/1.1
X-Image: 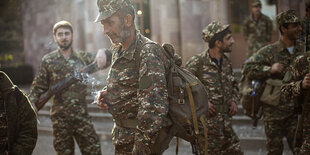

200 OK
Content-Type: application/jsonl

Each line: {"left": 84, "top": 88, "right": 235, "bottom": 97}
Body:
{"left": 0, "top": 71, "right": 37, "bottom": 155}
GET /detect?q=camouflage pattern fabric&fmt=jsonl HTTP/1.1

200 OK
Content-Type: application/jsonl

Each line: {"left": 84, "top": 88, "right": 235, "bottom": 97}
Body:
{"left": 95, "top": 0, "right": 132, "bottom": 22}
{"left": 185, "top": 50, "right": 242, "bottom": 154}
{"left": 0, "top": 71, "right": 37, "bottom": 155}
{"left": 243, "top": 40, "right": 304, "bottom": 154}
{"left": 251, "top": 0, "right": 261, "bottom": 6}
{"left": 202, "top": 21, "right": 229, "bottom": 42}
{"left": 277, "top": 10, "right": 300, "bottom": 26}
{"left": 29, "top": 49, "right": 102, "bottom": 155}
{"left": 243, "top": 13, "right": 272, "bottom": 57}
{"left": 263, "top": 115, "right": 297, "bottom": 154}
{"left": 281, "top": 52, "right": 310, "bottom": 154}
{"left": 105, "top": 32, "right": 169, "bottom": 154}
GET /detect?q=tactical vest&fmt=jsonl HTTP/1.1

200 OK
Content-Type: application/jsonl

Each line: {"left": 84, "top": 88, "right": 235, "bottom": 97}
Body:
{"left": 0, "top": 92, "right": 8, "bottom": 153}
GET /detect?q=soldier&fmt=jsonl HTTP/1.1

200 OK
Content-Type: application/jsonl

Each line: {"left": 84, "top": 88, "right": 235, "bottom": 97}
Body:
{"left": 243, "top": 0, "right": 273, "bottom": 57}
{"left": 243, "top": 10, "right": 303, "bottom": 154}
{"left": 0, "top": 71, "right": 37, "bottom": 155}
{"left": 185, "top": 21, "right": 242, "bottom": 155}
{"left": 28, "top": 20, "right": 110, "bottom": 155}
{"left": 281, "top": 52, "right": 310, "bottom": 155}
{"left": 95, "top": 0, "right": 170, "bottom": 154}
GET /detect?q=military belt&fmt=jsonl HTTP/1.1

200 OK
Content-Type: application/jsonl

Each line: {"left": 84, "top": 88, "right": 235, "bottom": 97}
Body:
{"left": 114, "top": 118, "right": 138, "bottom": 129}
{"left": 215, "top": 105, "right": 229, "bottom": 114}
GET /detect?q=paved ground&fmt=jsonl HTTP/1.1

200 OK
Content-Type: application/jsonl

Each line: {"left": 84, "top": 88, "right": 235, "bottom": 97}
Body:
{"left": 32, "top": 132, "right": 293, "bottom": 155}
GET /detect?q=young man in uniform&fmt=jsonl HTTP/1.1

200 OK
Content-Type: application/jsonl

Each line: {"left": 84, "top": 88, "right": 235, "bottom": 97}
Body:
{"left": 243, "top": 10, "right": 303, "bottom": 154}
{"left": 185, "top": 21, "right": 242, "bottom": 155}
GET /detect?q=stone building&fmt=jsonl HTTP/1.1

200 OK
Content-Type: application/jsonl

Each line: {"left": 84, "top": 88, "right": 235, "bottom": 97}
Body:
{"left": 0, "top": 0, "right": 307, "bottom": 82}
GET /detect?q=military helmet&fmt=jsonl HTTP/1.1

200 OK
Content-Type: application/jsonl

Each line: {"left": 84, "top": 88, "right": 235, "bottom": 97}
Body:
{"left": 202, "top": 21, "right": 230, "bottom": 42}
{"left": 95, "top": 0, "right": 133, "bottom": 22}
{"left": 251, "top": 0, "right": 262, "bottom": 7}
{"left": 53, "top": 20, "right": 73, "bottom": 35}
{"left": 276, "top": 10, "right": 300, "bottom": 26}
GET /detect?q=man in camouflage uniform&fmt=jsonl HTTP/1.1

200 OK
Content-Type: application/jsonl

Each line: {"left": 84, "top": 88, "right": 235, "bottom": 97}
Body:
{"left": 243, "top": 0, "right": 273, "bottom": 57}
{"left": 185, "top": 21, "right": 242, "bottom": 155}
{"left": 29, "top": 21, "right": 110, "bottom": 155}
{"left": 281, "top": 52, "right": 310, "bottom": 155}
{"left": 0, "top": 71, "right": 37, "bottom": 155}
{"left": 95, "top": 0, "right": 170, "bottom": 154}
{"left": 243, "top": 10, "right": 303, "bottom": 154}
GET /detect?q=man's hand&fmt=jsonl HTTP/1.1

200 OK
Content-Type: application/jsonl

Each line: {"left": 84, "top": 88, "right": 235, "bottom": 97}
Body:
{"left": 96, "top": 89, "right": 109, "bottom": 110}
{"left": 229, "top": 101, "right": 238, "bottom": 116}
{"left": 271, "top": 62, "right": 284, "bottom": 74}
{"left": 208, "top": 102, "right": 217, "bottom": 117}
{"left": 302, "top": 73, "right": 310, "bottom": 89}
{"left": 94, "top": 49, "right": 107, "bottom": 69}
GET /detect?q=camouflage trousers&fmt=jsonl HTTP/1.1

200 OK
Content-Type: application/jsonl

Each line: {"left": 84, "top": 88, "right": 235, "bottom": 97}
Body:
{"left": 297, "top": 113, "right": 310, "bottom": 155}
{"left": 51, "top": 114, "right": 101, "bottom": 155}
{"left": 198, "top": 115, "right": 242, "bottom": 155}
{"left": 263, "top": 115, "right": 297, "bottom": 155}
{"left": 112, "top": 124, "right": 136, "bottom": 155}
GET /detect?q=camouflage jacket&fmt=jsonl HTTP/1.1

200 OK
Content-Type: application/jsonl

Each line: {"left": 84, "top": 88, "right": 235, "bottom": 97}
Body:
{"left": 0, "top": 71, "right": 37, "bottom": 155}
{"left": 243, "top": 40, "right": 304, "bottom": 120}
{"left": 106, "top": 32, "right": 169, "bottom": 152}
{"left": 29, "top": 49, "right": 97, "bottom": 116}
{"left": 281, "top": 52, "right": 309, "bottom": 103}
{"left": 184, "top": 49, "right": 239, "bottom": 107}
{"left": 243, "top": 13, "right": 273, "bottom": 56}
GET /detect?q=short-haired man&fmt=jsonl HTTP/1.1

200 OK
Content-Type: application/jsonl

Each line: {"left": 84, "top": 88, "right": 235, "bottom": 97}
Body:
{"left": 29, "top": 20, "right": 110, "bottom": 155}
{"left": 243, "top": 0, "right": 273, "bottom": 57}
{"left": 185, "top": 21, "right": 242, "bottom": 154}
{"left": 243, "top": 10, "right": 303, "bottom": 154}
{"left": 0, "top": 71, "right": 37, "bottom": 155}
{"left": 95, "top": 0, "right": 170, "bottom": 154}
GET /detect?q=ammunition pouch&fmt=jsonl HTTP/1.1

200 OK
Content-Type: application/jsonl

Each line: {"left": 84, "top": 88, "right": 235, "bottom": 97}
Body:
{"left": 260, "top": 79, "right": 282, "bottom": 106}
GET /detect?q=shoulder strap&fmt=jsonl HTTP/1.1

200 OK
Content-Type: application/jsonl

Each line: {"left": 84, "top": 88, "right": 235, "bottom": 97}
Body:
{"left": 197, "top": 56, "right": 203, "bottom": 82}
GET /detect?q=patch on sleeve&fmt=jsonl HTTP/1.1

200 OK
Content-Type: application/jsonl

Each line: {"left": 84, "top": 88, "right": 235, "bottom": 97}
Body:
{"left": 139, "top": 75, "right": 152, "bottom": 89}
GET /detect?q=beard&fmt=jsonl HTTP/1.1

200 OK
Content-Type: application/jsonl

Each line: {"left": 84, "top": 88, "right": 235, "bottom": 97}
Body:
{"left": 222, "top": 45, "right": 233, "bottom": 53}
{"left": 108, "top": 24, "right": 131, "bottom": 44}
{"left": 58, "top": 40, "right": 72, "bottom": 50}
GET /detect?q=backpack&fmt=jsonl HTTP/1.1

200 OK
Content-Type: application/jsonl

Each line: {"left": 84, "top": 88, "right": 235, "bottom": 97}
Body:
{"left": 238, "top": 68, "right": 265, "bottom": 128}
{"left": 137, "top": 42, "right": 209, "bottom": 155}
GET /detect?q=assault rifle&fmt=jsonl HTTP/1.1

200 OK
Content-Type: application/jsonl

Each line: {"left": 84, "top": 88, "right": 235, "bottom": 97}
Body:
{"left": 34, "top": 63, "right": 97, "bottom": 110}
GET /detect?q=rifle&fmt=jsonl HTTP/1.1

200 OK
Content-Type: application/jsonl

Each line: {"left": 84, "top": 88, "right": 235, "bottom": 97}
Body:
{"left": 35, "top": 63, "right": 97, "bottom": 110}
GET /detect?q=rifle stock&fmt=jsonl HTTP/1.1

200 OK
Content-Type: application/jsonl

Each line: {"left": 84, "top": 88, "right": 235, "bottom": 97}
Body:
{"left": 34, "top": 63, "right": 97, "bottom": 110}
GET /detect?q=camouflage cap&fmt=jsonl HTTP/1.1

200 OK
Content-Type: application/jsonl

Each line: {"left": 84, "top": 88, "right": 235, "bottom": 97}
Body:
{"left": 276, "top": 10, "right": 300, "bottom": 26}
{"left": 202, "top": 21, "right": 230, "bottom": 42}
{"left": 95, "top": 0, "right": 133, "bottom": 22}
{"left": 251, "top": 0, "right": 262, "bottom": 6}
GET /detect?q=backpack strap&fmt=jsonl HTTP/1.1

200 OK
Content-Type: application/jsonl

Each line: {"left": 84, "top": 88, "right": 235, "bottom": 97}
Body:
{"left": 200, "top": 115, "right": 208, "bottom": 155}
{"left": 197, "top": 56, "right": 204, "bottom": 82}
